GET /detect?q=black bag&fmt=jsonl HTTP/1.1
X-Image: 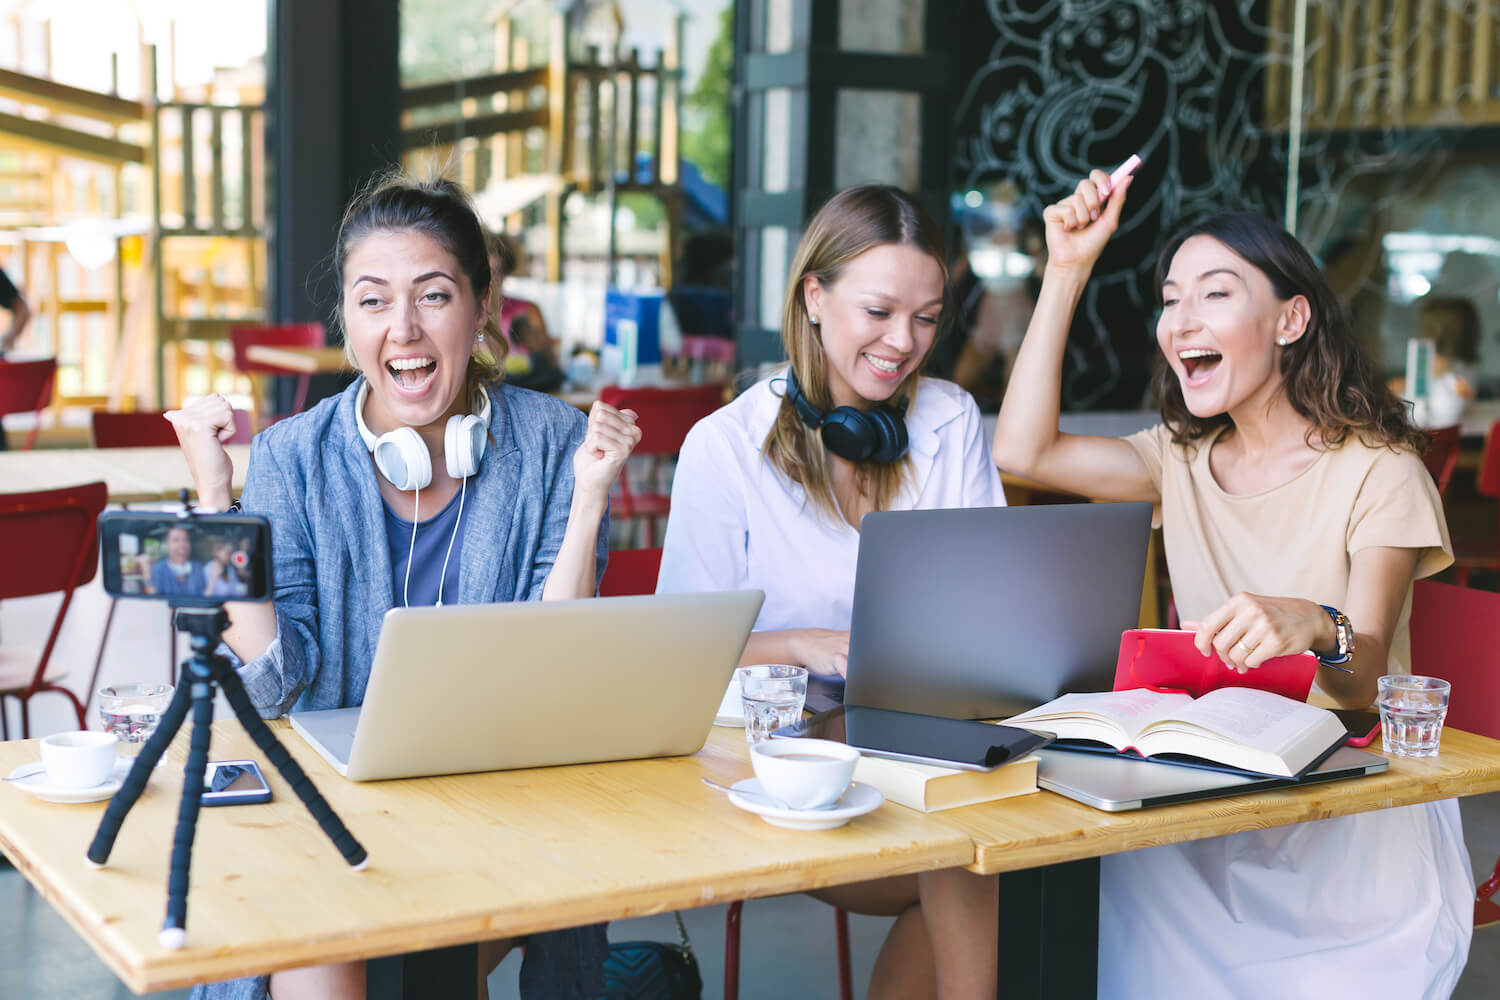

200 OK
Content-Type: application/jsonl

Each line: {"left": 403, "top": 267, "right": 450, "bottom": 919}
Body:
{"left": 597, "top": 912, "right": 702, "bottom": 999}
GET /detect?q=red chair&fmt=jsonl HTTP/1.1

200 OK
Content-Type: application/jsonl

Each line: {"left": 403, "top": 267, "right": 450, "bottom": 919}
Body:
{"left": 0, "top": 357, "right": 57, "bottom": 450}
{"left": 1451, "top": 420, "right": 1500, "bottom": 586}
{"left": 0, "top": 482, "right": 108, "bottom": 738}
{"left": 597, "top": 383, "right": 727, "bottom": 546}
{"left": 230, "top": 323, "right": 326, "bottom": 426}
{"left": 1421, "top": 425, "right": 1462, "bottom": 498}
{"left": 598, "top": 547, "right": 663, "bottom": 597}
{"left": 92, "top": 409, "right": 253, "bottom": 448}
{"left": 1409, "top": 579, "right": 1500, "bottom": 929}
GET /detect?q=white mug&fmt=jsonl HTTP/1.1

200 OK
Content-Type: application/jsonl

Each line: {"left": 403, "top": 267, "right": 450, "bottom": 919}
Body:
{"left": 749, "top": 738, "right": 859, "bottom": 810}
{"left": 39, "top": 731, "right": 119, "bottom": 788}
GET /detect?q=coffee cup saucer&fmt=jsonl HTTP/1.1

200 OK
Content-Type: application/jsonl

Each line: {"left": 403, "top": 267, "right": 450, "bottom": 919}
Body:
{"left": 727, "top": 778, "right": 882, "bottom": 830}
{"left": 5, "top": 757, "right": 130, "bottom": 804}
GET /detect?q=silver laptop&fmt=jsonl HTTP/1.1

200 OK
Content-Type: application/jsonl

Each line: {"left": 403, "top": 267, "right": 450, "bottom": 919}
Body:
{"left": 1036, "top": 745, "right": 1389, "bottom": 812}
{"left": 290, "top": 590, "right": 763, "bottom": 781}
{"left": 842, "top": 503, "right": 1153, "bottom": 720}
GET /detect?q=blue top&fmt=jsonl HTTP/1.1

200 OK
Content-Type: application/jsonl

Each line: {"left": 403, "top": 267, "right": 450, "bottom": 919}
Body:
{"left": 150, "top": 559, "right": 207, "bottom": 597}
{"left": 197, "top": 379, "right": 611, "bottom": 1000}
{"left": 228, "top": 378, "right": 608, "bottom": 718}
{"left": 383, "top": 483, "right": 468, "bottom": 608}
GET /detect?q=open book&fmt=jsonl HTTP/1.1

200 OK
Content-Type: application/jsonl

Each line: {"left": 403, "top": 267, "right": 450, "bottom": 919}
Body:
{"left": 1007, "top": 687, "right": 1347, "bottom": 779}
{"left": 854, "top": 753, "right": 1038, "bottom": 812}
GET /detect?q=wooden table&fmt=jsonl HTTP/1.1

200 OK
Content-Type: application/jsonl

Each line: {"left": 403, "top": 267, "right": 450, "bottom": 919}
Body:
{"left": 242, "top": 345, "right": 349, "bottom": 375}
{"left": 941, "top": 728, "right": 1500, "bottom": 997}
{"left": 0, "top": 445, "right": 250, "bottom": 505}
{"left": 3, "top": 720, "right": 1498, "bottom": 998}
{"left": 0, "top": 723, "right": 972, "bottom": 994}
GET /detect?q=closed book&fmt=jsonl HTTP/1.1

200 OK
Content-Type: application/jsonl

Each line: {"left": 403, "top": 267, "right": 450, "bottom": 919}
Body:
{"left": 853, "top": 753, "right": 1039, "bottom": 812}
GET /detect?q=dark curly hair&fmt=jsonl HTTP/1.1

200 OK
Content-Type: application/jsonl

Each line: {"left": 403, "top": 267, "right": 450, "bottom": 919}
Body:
{"left": 1152, "top": 212, "right": 1424, "bottom": 453}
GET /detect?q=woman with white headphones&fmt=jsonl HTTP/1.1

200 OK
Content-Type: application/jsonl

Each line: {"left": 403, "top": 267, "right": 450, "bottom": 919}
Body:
{"left": 166, "top": 172, "right": 639, "bottom": 1000}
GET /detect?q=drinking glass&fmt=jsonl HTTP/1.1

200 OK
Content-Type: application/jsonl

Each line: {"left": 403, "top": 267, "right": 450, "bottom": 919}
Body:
{"left": 97, "top": 683, "right": 174, "bottom": 756}
{"left": 738, "top": 665, "right": 808, "bottom": 743}
{"left": 1376, "top": 675, "right": 1450, "bottom": 758}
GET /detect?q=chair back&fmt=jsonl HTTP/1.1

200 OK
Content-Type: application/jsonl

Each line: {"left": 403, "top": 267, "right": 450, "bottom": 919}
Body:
{"left": 92, "top": 409, "right": 252, "bottom": 448}
{"left": 597, "top": 384, "right": 726, "bottom": 457}
{"left": 0, "top": 358, "right": 57, "bottom": 448}
{"left": 1409, "top": 579, "right": 1500, "bottom": 740}
{"left": 229, "top": 323, "right": 326, "bottom": 376}
{"left": 1477, "top": 420, "right": 1500, "bottom": 498}
{"left": 0, "top": 482, "right": 109, "bottom": 692}
{"left": 598, "top": 547, "right": 663, "bottom": 597}
{"left": 1421, "top": 425, "right": 1462, "bottom": 497}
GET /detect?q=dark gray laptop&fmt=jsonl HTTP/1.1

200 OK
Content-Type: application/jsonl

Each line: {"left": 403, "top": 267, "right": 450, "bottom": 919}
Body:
{"left": 841, "top": 503, "right": 1153, "bottom": 720}
{"left": 1036, "top": 744, "right": 1389, "bottom": 811}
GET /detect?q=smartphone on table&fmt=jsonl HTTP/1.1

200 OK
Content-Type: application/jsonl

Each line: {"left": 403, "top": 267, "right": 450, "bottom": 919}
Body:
{"left": 1331, "top": 709, "right": 1381, "bottom": 747}
{"left": 202, "top": 760, "right": 272, "bottom": 806}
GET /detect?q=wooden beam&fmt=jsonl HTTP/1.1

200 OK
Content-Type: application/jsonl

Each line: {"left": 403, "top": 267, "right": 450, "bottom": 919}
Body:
{"left": 400, "top": 108, "right": 549, "bottom": 150}
{"left": 0, "top": 111, "right": 146, "bottom": 164}
{"left": 400, "top": 68, "right": 549, "bottom": 111}
{"left": 0, "top": 67, "right": 146, "bottom": 125}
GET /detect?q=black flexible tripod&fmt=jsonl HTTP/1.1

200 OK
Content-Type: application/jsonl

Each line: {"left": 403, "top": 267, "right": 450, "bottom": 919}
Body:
{"left": 86, "top": 607, "right": 368, "bottom": 949}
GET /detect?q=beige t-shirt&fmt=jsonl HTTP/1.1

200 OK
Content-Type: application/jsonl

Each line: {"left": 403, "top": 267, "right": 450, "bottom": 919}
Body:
{"left": 1125, "top": 424, "right": 1452, "bottom": 697}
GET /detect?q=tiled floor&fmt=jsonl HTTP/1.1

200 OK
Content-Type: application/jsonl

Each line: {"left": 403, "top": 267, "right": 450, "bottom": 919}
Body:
{"left": 2, "top": 581, "right": 1498, "bottom": 998}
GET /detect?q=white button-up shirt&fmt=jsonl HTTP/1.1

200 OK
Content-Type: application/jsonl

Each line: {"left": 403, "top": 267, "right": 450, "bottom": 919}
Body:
{"left": 657, "top": 375, "right": 1005, "bottom": 633}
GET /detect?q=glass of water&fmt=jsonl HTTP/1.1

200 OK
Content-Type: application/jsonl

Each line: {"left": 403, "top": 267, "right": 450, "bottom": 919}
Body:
{"left": 738, "top": 665, "right": 808, "bottom": 744}
{"left": 1376, "top": 675, "right": 1450, "bottom": 758}
{"left": 98, "top": 683, "right": 174, "bottom": 756}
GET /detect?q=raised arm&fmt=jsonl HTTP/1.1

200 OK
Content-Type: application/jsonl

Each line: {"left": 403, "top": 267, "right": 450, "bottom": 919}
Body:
{"left": 991, "top": 171, "right": 1158, "bottom": 502}
{"left": 541, "top": 401, "right": 640, "bottom": 600}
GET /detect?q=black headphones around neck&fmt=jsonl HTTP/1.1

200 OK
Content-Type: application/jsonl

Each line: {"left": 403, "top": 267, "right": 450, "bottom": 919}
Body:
{"left": 782, "top": 367, "right": 910, "bottom": 463}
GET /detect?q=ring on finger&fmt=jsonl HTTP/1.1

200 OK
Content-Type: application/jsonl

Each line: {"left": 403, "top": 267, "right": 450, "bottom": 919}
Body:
{"left": 1236, "top": 639, "right": 1256, "bottom": 654}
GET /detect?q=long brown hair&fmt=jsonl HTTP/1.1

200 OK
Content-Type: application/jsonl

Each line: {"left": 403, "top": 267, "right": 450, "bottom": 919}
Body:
{"left": 1152, "top": 212, "right": 1424, "bottom": 453}
{"left": 763, "top": 185, "right": 948, "bottom": 522}
{"left": 334, "top": 170, "right": 508, "bottom": 400}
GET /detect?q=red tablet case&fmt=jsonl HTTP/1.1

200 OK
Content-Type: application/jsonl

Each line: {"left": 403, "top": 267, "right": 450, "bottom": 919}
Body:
{"left": 1113, "top": 628, "right": 1317, "bottom": 702}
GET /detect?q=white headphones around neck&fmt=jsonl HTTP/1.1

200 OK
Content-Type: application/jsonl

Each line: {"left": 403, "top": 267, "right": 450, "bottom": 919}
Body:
{"left": 354, "top": 379, "right": 492, "bottom": 490}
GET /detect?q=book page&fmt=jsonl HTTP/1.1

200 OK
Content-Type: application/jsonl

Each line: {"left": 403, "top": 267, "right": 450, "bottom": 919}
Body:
{"left": 1150, "top": 687, "right": 1332, "bottom": 755}
{"left": 1008, "top": 689, "right": 1193, "bottom": 746}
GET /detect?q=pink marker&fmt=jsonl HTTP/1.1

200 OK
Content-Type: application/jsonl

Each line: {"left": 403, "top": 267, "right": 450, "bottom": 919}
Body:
{"left": 1104, "top": 154, "right": 1142, "bottom": 198}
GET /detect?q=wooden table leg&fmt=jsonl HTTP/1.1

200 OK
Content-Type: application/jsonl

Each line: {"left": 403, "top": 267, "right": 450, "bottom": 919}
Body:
{"left": 996, "top": 857, "right": 1099, "bottom": 1000}
{"left": 367, "top": 943, "right": 479, "bottom": 999}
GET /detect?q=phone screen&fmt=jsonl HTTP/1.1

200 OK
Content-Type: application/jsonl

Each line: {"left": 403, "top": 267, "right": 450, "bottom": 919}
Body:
{"left": 1330, "top": 709, "right": 1381, "bottom": 745}
{"left": 99, "top": 512, "right": 272, "bottom": 603}
{"left": 202, "top": 761, "right": 271, "bottom": 804}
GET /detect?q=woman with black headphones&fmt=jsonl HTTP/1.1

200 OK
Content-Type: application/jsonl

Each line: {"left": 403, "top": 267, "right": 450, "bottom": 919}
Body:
{"left": 166, "top": 172, "right": 638, "bottom": 1000}
{"left": 658, "top": 185, "right": 1003, "bottom": 998}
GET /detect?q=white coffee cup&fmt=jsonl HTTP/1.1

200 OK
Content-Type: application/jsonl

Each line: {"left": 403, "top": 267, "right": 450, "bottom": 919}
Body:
{"left": 749, "top": 738, "right": 859, "bottom": 810}
{"left": 39, "top": 731, "right": 119, "bottom": 788}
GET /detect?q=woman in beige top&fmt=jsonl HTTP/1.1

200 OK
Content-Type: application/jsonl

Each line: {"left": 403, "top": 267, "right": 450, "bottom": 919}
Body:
{"left": 992, "top": 173, "right": 1472, "bottom": 997}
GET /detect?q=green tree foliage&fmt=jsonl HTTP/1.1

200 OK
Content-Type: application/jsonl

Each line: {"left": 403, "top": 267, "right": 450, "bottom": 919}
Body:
{"left": 679, "top": 6, "right": 732, "bottom": 188}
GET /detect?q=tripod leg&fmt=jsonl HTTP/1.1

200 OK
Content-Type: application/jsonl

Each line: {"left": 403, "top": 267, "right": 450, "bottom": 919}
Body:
{"left": 160, "top": 676, "right": 215, "bottom": 949}
{"left": 213, "top": 658, "right": 368, "bottom": 868}
{"left": 87, "top": 677, "right": 194, "bottom": 866}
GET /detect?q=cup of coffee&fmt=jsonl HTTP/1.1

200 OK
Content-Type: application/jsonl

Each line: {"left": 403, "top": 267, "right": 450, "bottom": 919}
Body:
{"left": 749, "top": 738, "right": 859, "bottom": 810}
{"left": 39, "top": 731, "right": 120, "bottom": 788}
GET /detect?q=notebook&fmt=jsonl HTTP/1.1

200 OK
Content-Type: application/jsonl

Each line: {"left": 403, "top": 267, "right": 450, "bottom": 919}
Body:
{"left": 290, "top": 590, "right": 763, "bottom": 781}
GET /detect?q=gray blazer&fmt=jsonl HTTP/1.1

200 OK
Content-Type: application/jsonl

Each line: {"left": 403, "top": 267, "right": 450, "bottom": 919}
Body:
{"left": 193, "top": 379, "right": 609, "bottom": 1000}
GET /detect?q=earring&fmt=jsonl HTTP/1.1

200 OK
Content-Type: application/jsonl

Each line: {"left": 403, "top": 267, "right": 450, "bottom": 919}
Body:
{"left": 477, "top": 331, "right": 486, "bottom": 345}
{"left": 809, "top": 316, "right": 820, "bottom": 326}
{"left": 1277, "top": 337, "right": 1288, "bottom": 346}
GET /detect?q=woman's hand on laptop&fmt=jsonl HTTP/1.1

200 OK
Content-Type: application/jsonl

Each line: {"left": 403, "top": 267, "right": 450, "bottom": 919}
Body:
{"left": 164, "top": 394, "right": 238, "bottom": 511}
{"left": 791, "top": 629, "right": 850, "bottom": 677}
